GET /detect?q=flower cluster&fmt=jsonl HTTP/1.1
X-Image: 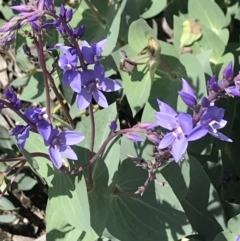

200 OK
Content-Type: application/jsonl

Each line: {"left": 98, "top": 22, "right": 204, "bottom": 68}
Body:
{"left": 152, "top": 63, "right": 236, "bottom": 162}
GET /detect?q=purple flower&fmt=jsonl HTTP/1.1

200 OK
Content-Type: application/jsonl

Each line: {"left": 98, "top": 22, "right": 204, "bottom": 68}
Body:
{"left": 201, "top": 97, "right": 210, "bottom": 108}
{"left": 11, "top": 5, "right": 34, "bottom": 12}
{"left": 236, "top": 235, "right": 240, "bottom": 241}
{"left": 11, "top": 124, "right": 31, "bottom": 150}
{"left": 73, "top": 25, "right": 85, "bottom": 38}
{"left": 188, "top": 106, "right": 232, "bottom": 142}
{"left": 45, "top": 129, "right": 85, "bottom": 169}
{"left": 136, "top": 122, "right": 157, "bottom": 130}
{"left": 126, "top": 133, "right": 144, "bottom": 142}
{"left": 24, "top": 107, "right": 51, "bottom": 144}
{"left": 208, "top": 76, "right": 221, "bottom": 92}
{"left": 223, "top": 62, "right": 233, "bottom": 80}
{"left": 58, "top": 49, "right": 81, "bottom": 86}
{"left": 154, "top": 106, "right": 193, "bottom": 162}
{"left": 178, "top": 78, "right": 197, "bottom": 108}
{"left": 109, "top": 121, "right": 117, "bottom": 132}
{"left": 44, "top": 0, "right": 54, "bottom": 12}
{"left": 225, "top": 86, "right": 240, "bottom": 97}
{"left": 71, "top": 63, "right": 121, "bottom": 111}
{"left": 80, "top": 39, "right": 107, "bottom": 64}
{"left": 4, "top": 87, "right": 22, "bottom": 110}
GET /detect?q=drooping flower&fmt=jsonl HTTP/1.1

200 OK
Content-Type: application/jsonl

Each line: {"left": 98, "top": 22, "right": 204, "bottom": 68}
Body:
{"left": 154, "top": 107, "right": 193, "bottom": 162}
{"left": 178, "top": 78, "right": 197, "bottom": 108}
{"left": 71, "top": 62, "right": 121, "bottom": 111}
{"left": 24, "top": 107, "right": 51, "bottom": 143}
{"left": 45, "top": 129, "right": 85, "bottom": 169}
{"left": 80, "top": 39, "right": 107, "bottom": 64}
{"left": 188, "top": 106, "right": 232, "bottom": 142}
{"left": 11, "top": 124, "right": 31, "bottom": 150}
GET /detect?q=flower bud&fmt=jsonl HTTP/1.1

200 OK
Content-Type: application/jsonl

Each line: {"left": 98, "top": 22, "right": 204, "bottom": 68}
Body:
{"left": 223, "top": 62, "right": 233, "bottom": 81}
{"left": 126, "top": 133, "right": 144, "bottom": 142}
{"left": 14, "top": 100, "right": 23, "bottom": 110}
{"left": 65, "top": 8, "right": 73, "bottom": 22}
{"left": 109, "top": 120, "right": 117, "bottom": 132}
{"left": 73, "top": 25, "right": 85, "bottom": 38}
{"left": 201, "top": 97, "right": 210, "bottom": 108}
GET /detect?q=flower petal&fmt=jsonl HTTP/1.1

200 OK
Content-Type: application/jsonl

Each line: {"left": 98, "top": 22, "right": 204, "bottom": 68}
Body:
{"left": 58, "top": 131, "right": 85, "bottom": 145}
{"left": 37, "top": 120, "right": 51, "bottom": 145}
{"left": 94, "top": 39, "right": 107, "bottom": 56}
{"left": 69, "top": 71, "right": 82, "bottom": 93}
{"left": 94, "top": 62, "right": 104, "bottom": 80}
{"left": 209, "top": 130, "right": 232, "bottom": 142}
{"left": 178, "top": 91, "right": 197, "bottom": 108}
{"left": 92, "top": 89, "right": 108, "bottom": 108}
{"left": 154, "top": 112, "right": 178, "bottom": 130}
{"left": 212, "top": 119, "right": 227, "bottom": 130}
{"left": 45, "top": 128, "right": 59, "bottom": 146}
{"left": 81, "top": 70, "right": 95, "bottom": 85}
{"left": 181, "top": 78, "right": 196, "bottom": 98}
{"left": 171, "top": 135, "right": 188, "bottom": 163}
{"left": 49, "top": 146, "right": 62, "bottom": 169}
{"left": 99, "top": 78, "right": 122, "bottom": 92}
{"left": 60, "top": 146, "right": 78, "bottom": 160}
{"left": 76, "top": 90, "right": 92, "bottom": 111}
{"left": 178, "top": 113, "right": 193, "bottom": 135}
{"left": 156, "top": 99, "right": 177, "bottom": 115}
{"left": 18, "top": 126, "right": 31, "bottom": 150}
{"left": 126, "top": 133, "right": 144, "bottom": 142}
{"left": 159, "top": 132, "right": 175, "bottom": 149}
{"left": 187, "top": 125, "right": 208, "bottom": 141}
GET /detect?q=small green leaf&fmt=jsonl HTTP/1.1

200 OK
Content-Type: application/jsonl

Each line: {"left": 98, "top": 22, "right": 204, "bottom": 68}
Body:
{"left": 17, "top": 176, "right": 38, "bottom": 191}
{"left": 11, "top": 76, "right": 30, "bottom": 87}
{"left": 0, "top": 214, "right": 16, "bottom": 224}
{"left": 0, "top": 125, "right": 14, "bottom": 151}
{"left": 0, "top": 197, "right": 17, "bottom": 211}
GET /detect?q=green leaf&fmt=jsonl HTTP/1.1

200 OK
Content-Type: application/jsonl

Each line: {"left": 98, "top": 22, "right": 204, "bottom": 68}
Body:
{"left": 0, "top": 214, "right": 16, "bottom": 224}
{"left": 128, "top": 18, "right": 156, "bottom": 53}
{"left": 17, "top": 175, "right": 38, "bottom": 191}
{"left": 48, "top": 171, "right": 91, "bottom": 232}
{"left": 106, "top": 138, "right": 192, "bottom": 240}
{"left": 0, "top": 197, "right": 17, "bottom": 211}
{"left": 196, "top": 50, "right": 213, "bottom": 76}
{"left": 162, "top": 155, "right": 227, "bottom": 241}
{"left": 191, "top": 24, "right": 225, "bottom": 64}
{"left": 137, "top": 0, "right": 167, "bottom": 19}
{"left": 71, "top": 0, "right": 127, "bottom": 56}
{"left": 11, "top": 76, "right": 29, "bottom": 87}
{"left": 213, "top": 231, "right": 237, "bottom": 241}
{"left": 141, "top": 41, "right": 185, "bottom": 122}
{"left": 188, "top": 0, "right": 227, "bottom": 34}
{"left": 112, "top": 45, "right": 152, "bottom": 116}
{"left": 228, "top": 213, "right": 240, "bottom": 234}
{"left": 20, "top": 132, "right": 54, "bottom": 186}
{"left": 0, "top": 125, "right": 14, "bottom": 151}
{"left": 88, "top": 190, "right": 109, "bottom": 236}
{"left": 75, "top": 103, "right": 120, "bottom": 191}
{"left": 118, "top": 0, "right": 140, "bottom": 42}
{"left": 46, "top": 200, "right": 98, "bottom": 241}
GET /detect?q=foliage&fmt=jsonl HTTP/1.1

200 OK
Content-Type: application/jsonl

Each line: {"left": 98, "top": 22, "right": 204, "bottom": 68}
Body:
{"left": 0, "top": 0, "right": 240, "bottom": 241}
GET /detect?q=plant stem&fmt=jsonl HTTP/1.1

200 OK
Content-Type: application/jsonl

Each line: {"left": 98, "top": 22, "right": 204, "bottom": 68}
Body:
{"left": 34, "top": 35, "right": 52, "bottom": 121}
{"left": 84, "top": 0, "right": 106, "bottom": 25}
{"left": 0, "top": 160, "right": 26, "bottom": 198}
{"left": 62, "top": 127, "right": 148, "bottom": 175}
{"left": 87, "top": 104, "right": 95, "bottom": 185}
{"left": 46, "top": 71, "right": 75, "bottom": 129}
{"left": 159, "top": 60, "right": 177, "bottom": 79}
{"left": 0, "top": 99, "right": 37, "bottom": 131}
